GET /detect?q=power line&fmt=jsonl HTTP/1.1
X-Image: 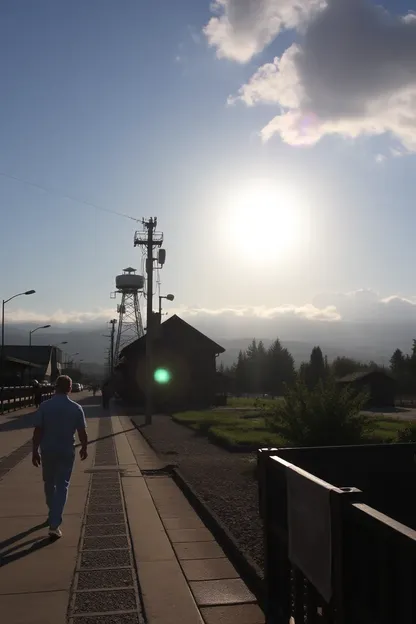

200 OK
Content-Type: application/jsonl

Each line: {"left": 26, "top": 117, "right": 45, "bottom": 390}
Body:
{"left": 0, "top": 170, "right": 140, "bottom": 223}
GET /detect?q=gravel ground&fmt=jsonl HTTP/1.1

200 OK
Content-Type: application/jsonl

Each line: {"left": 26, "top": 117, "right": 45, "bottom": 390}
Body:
{"left": 132, "top": 414, "right": 264, "bottom": 572}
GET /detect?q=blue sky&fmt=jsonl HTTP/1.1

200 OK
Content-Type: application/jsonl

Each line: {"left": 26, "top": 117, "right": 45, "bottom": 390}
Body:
{"left": 1, "top": 0, "right": 416, "bottom": 332}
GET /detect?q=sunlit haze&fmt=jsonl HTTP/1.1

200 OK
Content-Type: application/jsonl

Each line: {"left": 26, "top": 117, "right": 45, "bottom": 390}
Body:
{"left": 222, "top": 178, "right": 307, "bottom": 265}
{"left": 1, "top": 0, "right": 416, "bottom": 359}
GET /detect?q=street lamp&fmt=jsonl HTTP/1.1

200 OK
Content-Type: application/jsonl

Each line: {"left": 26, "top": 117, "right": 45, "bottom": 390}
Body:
{"left": 1, "top": 290, "right": 36, "bottom": 382}
{"left": 29, "top": 324, "right": 51, "bottom": 346}
{"left": 68, "top": 352, "right": 79, "bottom": 369}
{"left": 158, "top": 293, "right": 174, "bottom": 316}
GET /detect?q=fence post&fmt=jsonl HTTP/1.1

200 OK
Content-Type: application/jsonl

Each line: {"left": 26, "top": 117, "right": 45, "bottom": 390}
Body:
{"left": 258, "top": 450, "right": 292, "bottom": 624}
{"left": 329, "top": 487, "right": 363, "bottom": 624}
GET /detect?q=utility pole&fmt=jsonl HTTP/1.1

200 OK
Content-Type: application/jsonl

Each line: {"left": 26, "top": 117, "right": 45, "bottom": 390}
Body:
{"left": 134, "top": 218, "right": 164, "bottom": 425}
{"left": 109, "top": 319, "right": 117, "bottom": 374}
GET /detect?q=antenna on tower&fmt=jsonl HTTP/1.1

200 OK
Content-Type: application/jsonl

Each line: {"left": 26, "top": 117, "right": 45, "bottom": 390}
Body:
{"left": 111, "top": 267, "right": 144, "bottom": 361}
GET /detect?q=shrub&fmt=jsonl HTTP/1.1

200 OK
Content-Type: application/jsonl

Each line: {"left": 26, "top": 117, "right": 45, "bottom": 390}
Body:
{"left": 265, "top": 377, "right": 373, "bottom": 447}
{"left": 397, "top": 423, "right": 416, "bottom": 443}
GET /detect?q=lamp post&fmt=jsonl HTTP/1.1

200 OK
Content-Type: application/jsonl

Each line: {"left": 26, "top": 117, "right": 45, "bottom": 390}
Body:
{"left": 29, "top": 324, "right": 51, "bottom": 346}
{"left": 158, "top": 293, "right": 174, "bottom": 316}
{"left": 68, "top": 352, "right": 79, "bottom": 369}
{"left": 1, "top": 290, "right": 36, "bottom": 383}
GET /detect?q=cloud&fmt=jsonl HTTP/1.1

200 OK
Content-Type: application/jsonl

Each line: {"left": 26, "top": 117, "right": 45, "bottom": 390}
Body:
{"left": 313, "top": 289, "right": 416, "bottom": 322}
{"left": 203, "top": 0, "right": 323, "bottom": 63}
{"left": 170, "top": 290, "right": 416, "bottom": 328}
{"left": 229, "top": 0, "right": 416, "bottom": 151}
{"left": 6, "top": 308, "right": 115, "bottom": 325}
{"left": 11, "top": 289, "right": 416, "bottom": 328}
{"left": 171, "top": 303, "right": 339, "bottom": 322}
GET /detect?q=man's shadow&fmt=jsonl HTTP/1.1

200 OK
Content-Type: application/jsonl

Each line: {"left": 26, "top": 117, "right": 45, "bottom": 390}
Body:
{"left": 0, "top": 521, "right": 55, "bottom": 566}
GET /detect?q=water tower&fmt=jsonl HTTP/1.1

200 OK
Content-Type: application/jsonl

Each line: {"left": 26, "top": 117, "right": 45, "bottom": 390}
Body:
{"left": 112, "top": 267, "right": 144, "bottom": 360}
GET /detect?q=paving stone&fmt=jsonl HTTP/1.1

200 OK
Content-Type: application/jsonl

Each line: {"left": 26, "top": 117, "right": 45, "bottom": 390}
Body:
{"left": 84, "top": 524, "right": 126, "bottom": 537}
{"left": 89, "top": 494, "right": 123, "bottom": 504}
{"left": 0, "top": 547, "right": 77, "bottom": 593}
{"left": 90, "top": 481, "right": 120, "bottom": 488}
{"left": 173, "top": 541, "right": 225, "bottom": 560}
{"left": 162, "top": 516, "right": 205, "bottom": 530}
{"left": 86, "top": 513, "right": 125, "bottom": 525}
{"left": 137, "top": 560, "right": 204, "bottom": 624}
{"left": 167, "top": 528, "right": 214, "bottom": 543}
{"left": 74, "top": 589, "right": 137, "bottom": 613}
{"left": 88, "top": 505, "right": 123, "bottom": 514}
{"left": 83, "top": 535, "right": 129, "bottom": 550}
{"left": 80, "top": 549, "right": 131, "bottom": 569}
{"left": 190, "top": 579, "right": 256, "bottom": 607}
{"left": 181, "top": 558, "right": 240, "bottom": 582}
{"left": 200, "top": 604, "right": 265, "bottom": 624}
{"left": 76, "top": 569, "right": 134, "bottom": 590}
{"left": 0, "top": 589, "right": 68, "bottom": 624}
{"left": 95, "top": 458, "right": 117, "bottom": 465}
{"left": 71, "top": 614, "right": 141, "bottom": 624}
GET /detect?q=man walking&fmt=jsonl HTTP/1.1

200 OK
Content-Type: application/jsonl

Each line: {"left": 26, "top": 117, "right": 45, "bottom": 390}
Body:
{"left": 32, "top": 375, "right": 88, "bottom": 538}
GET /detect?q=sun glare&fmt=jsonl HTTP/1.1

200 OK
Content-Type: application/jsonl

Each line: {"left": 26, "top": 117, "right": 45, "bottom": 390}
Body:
{"left": 224, "top": 179, "right": 305, "bottom": 263}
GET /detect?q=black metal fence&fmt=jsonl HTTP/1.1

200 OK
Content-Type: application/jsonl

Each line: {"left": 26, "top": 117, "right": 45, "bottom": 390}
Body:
{"left": 258, "top": 444, "right": 416, "bottom": 624}
{"left": 0, "top": 385, "right": 54, "bottom": 413}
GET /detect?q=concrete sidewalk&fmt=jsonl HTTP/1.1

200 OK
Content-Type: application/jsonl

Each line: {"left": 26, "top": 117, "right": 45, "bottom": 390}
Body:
{"left": 0, "top": 402, "right": 264, "bottom": 624}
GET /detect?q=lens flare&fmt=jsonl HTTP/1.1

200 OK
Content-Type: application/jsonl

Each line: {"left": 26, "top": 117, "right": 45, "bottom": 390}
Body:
{"left": 154, "top": 368, "right": 171, "bottom": 384}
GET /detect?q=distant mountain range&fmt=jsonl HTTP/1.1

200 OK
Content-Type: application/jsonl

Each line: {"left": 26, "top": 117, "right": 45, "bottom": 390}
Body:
{"left": 7, "top": 311, "right": 416, "bottom": 373}
{"left": 5, "top": 325, "right": 108, "bottom": 374}
{"left": 5, "top": 319, "right": 407, "bottom": 371}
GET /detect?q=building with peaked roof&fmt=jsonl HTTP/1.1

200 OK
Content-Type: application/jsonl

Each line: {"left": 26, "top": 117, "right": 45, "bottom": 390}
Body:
{"left": 116, "top": 315, "right": 225, "bottom": 410}
{"left": 337, "top": 370, "right": 396, "bottom": 408}
{"left": 1, "top": 346, "right": 64, "bottom": 385}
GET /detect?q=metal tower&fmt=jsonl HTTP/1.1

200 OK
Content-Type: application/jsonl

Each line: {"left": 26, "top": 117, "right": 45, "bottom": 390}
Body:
{"left": 112, "top": 267, "right": 144, "bottom": 361}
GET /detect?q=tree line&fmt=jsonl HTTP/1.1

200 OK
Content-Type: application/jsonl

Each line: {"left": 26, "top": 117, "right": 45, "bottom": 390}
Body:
{"left": 221, "top": 338, "right": 416, "bottom": 396}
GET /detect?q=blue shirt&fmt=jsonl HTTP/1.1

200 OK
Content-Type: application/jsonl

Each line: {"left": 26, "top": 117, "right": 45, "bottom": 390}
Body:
{"left": 34, "top": 394, "right": 87, "bottom": 454}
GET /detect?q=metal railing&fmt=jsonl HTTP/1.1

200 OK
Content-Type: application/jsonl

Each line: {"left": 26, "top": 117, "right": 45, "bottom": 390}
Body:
{"left": 0, "top": 385, "right": 54, "bottom": 413}
{"left": 258, "top": 445, "right": 416, "bottom": 624}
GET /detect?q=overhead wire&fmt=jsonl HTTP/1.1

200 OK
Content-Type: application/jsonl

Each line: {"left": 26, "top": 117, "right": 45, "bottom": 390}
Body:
{"left": 0, "top": 170, "right": 140, "bottom": 223}
{"left": 1, "top": 169, "right": 166, "bottom": 316}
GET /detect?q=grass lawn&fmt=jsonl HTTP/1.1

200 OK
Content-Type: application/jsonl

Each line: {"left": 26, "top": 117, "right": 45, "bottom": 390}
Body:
{"left": 227, "top": 396, "right": 282, "bottom": 409}
{"left": 172, "top": 410, "right": 411, "bottom": 451}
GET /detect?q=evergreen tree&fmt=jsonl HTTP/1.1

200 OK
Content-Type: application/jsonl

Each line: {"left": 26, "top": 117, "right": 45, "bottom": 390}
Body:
{"left": 256, "top": 340, "right": 268, "bottom": 394}
{"left": 390, "top": 349, "right": 405, "bottom": 375}
{"left": 234, "top": 350, "right": 248, "bottom": 395}
{"left": 307, "top": 346, "right": 327, "bottom": 388}
{"left": 331, "top": 356, "right": 365, "bottom": 378}
{"left": 266, "top": 338, "right": 295, "bottom": 396}
{"left": 245, "top": 339, "right": 259, "bottom": 393}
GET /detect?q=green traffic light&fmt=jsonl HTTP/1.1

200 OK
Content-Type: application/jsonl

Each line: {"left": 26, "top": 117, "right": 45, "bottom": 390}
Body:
{"left": 154, "top": 368, "right": 171, "bottom": 384}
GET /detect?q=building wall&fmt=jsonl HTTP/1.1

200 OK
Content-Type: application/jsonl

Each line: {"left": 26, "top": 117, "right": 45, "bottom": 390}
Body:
{"left": 354, "top": 374, "right": 396, "bottom": 407}
{"left": 120, "top": 345, "right": 218, "bottom": 409}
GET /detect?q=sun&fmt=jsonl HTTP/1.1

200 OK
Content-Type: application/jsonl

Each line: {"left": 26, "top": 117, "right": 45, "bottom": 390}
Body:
{"left": 223, "top": 179, "right": 305, "bottom": 263}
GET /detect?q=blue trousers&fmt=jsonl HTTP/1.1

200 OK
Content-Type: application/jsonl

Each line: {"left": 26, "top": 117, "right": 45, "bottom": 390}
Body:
{"left": 41, "top": 452, "right": 75, "bottom": 529}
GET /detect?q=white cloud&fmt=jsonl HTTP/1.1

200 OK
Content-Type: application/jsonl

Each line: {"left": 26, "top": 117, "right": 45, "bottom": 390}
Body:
{"left": 229, "top": 0, "right": 416, "bottom": 151}
{"left": 203, "top": 0, "right": 323, "bottom": 63}
{"left": 171, "top": 303, "right": 339, "bottom": 322}
{"left": 10, "top": 290, "right": 416, "bottom": 328}
{"left": 6, "top": 308, "right": 115, "bottom": 325}
{"left": 168, "top": 290, "right": 416, "bottom": 327}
